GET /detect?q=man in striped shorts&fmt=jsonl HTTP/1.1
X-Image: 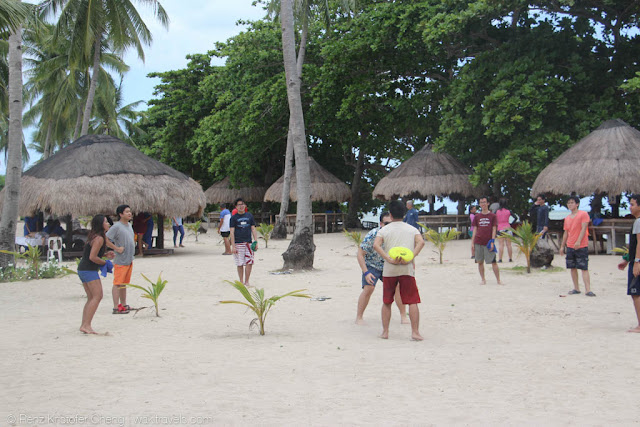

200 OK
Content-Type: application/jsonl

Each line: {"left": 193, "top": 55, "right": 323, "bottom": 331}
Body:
{"left": 230, "top": 198, "right": 258, "bottom": 287}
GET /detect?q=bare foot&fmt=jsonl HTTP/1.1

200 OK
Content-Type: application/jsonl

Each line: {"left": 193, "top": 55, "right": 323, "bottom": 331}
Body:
{"left": 379, "top": 331, "right": 389, "bottom": 339}
{"left": 498, "top": 281, "right": 505, "bottom": 285}
{"left": 244, "top": 283, "right": 254, "bottom": 288}
{"left": 355, "top": 318, "right": 366, "bottom": 325}
{"left": 627, "top": 326, "right": 640, "bottom": 333}
{"left": 411, "top": 333, "right": 424, "bottom": 341}
{"left": 180, "top": 244, "right": 185, "bottom": 247}
{"left": 80, "top": 327, "right": 97, "bottom": 335}
{"left": 480, "top": 281, "right": 486, "bottom": 285}
{"left": 401, "top": 316, "right": 410, "bottom": 324}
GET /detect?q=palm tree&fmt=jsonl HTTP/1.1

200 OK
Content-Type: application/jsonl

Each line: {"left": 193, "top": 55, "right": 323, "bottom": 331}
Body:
{"left": 0, "top": 0, "right": 30, "bottom": 33}
{"left": 43, "top": 0, "right": 168, "bottom": 136}
{"left": 501, "top": 221, "right": 542, "bottom": 274}
{"left": 90, "top": 79, "right": 146, "bottom": 143}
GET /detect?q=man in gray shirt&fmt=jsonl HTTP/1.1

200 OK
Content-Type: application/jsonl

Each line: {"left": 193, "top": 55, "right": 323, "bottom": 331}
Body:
{"left": 106, "top": 205, "right": 135, "bottom": 314}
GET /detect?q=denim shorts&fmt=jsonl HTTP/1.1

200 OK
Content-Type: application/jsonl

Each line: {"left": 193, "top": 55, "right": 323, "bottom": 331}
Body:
{"left": 78, "top": 270, "right": 100, "bottom": 283}
{"left": 361, "top": 267, "right": 383, "bottom": 288}
{"left": 566, "top": 247, "right": 589, "bottom": 270}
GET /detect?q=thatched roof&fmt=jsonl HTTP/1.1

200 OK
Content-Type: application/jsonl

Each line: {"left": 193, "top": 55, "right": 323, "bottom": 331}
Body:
{"left": 531, "top": 119, "right": 640, "bottom": 196}
{"left": 264, "top": 157, "right": 351, "bottom": 202}
{"left": 204, "top": 177, "right": 267, "bottom": 203}
{"left": 0, "top": 134, "right": 206, "bottom": 217}
{"left": 372, "top": 144, "right": 483, "bottom": 200}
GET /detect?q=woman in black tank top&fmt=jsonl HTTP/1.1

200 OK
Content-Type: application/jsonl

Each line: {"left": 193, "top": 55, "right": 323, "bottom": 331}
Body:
{"left": 79, "top": 215, "right": 115, "bottom": 335}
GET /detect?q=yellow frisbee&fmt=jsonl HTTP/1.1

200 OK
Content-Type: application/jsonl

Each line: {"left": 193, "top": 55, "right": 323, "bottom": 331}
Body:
{"left": 388, "top": 246, "right": 414, "bottom": 262}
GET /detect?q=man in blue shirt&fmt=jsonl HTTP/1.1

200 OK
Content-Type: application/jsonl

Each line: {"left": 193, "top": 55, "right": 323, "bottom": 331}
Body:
{"left": 230, "top": 198, "right": 258, "bottom": 287}
{"left": 403, "top": 200, "right": 420, "bottom": 230}
{"left": 355, "top": 212, "right": 408, "bottom": 325}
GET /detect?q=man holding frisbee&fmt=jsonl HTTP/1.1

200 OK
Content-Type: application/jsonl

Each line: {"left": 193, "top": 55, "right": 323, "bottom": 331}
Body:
{"left": 373, "top": 200, "right": 425, "bottom": 341}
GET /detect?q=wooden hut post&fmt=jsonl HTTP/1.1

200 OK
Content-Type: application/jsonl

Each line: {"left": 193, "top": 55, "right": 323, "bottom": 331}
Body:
{"left": 157, "top": 215, "right": 164, "bottom": 249}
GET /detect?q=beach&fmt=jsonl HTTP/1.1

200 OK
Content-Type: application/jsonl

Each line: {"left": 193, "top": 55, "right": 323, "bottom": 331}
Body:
{"left": 2, "top": 226, "right": 640, "bottom": 426}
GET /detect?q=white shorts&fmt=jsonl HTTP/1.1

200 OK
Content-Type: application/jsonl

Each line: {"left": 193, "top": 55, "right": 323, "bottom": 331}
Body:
{"left": 234, "top": 242, "right": 254, "bottom": 266}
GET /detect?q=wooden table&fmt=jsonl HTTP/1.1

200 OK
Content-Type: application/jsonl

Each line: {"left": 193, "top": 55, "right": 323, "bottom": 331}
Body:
{"left": 417, "top": 215, "right": 471, "bottom": 239}
{"left": 590, "top": 218, "right": 634, "bottom": 255}
{"left": 284, "top": 213, "right": 346, "bottom": 234}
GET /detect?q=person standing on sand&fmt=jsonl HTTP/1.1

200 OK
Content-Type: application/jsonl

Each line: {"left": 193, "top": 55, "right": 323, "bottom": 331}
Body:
{"left": 559, "top": 195, "right": 595, "bottom": 296}
{"left": 496, "top": 198, "right": 513, "bottom": 263}
{"left": 356, "top": 212, "right": 409, "bottom": 325}
{"left": 230, "top": 198, "right": 258, "bottom": 287}
{"left": 171, "top": 216, "right": 185, "bottom": 248}
{"left": 373, "top": 200, "right": 425, "bottom": 341}
{"left": 471, "top": 196, "right": 502, "bottom": 285}
{"left": 78, "top": 215, "right": 116, "bottom": 334}
{"left": 106, "top": 205, "right": 136, "bottom": 314}
{"left": 403, "top": 200, "right": 420, "bottom": 230}
{"left": 535, "top": 194, "right": 550, "bottom": 237}
{"left": 617, "top": 194, "right": 640, "bottom": 332}
{"left": 218, "top": 203, "right": 232, "bottom": 255}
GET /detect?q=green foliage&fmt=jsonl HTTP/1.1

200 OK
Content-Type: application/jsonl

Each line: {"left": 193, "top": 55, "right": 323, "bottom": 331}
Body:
{"left": 220, "top": 280, "right": 311, "bottom": 335}
{"left": 124, "top": 273, "right": 167, "bottom": 317}
{"left": 500, "top": 221, "right": 541, "bottom": 273}
{"left": 184, "top": 220, "right": 202, "bottom": 242}
{"left": 421, "top": 225, "right": 461, "bottom": 264}
{"left": 0, "top": 252, "right": 70, "bottom": 282}
{"left": 343, "top": 229, "right": 363, "bottom": 246}
{"left": 257, "top": 223, "right": 274, "bottom": 248}
{"left": 0, "top": 245, "right": 42, "bottom": 279}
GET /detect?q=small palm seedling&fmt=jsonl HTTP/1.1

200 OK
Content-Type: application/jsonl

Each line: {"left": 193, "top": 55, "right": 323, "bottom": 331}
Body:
{"left": 421, "top": 225, "right": 461, "bottom": 264}
{"left": 0, "top": 245, "right": 42, "bottom": 279}
{"left": 124, "top": 273, "right": 167, "bottom": 317}
{"left": 220, "top": 280, "right": 311, "bottom": 335}
{"left": 184, "top": 220, "right": 202, "bottom": 242}
{"left": 500, "top": 221, "right": 541, "bottom": 273}
{"left": 343, "top": 229, "right": 364, "bottom": 247}
{"left": 257, "top": 223, "right": 274, "bottom": 248}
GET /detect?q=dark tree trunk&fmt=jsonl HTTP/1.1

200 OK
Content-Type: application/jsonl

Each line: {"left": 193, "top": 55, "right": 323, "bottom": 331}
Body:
{"left": 282, "top": 226, "right": 315, "bottom": 270}
{"left": 346, "top": 150, "right": 365, "bottom": 229}
{"left": 157, "top": 215, "right": 165, "bottom": 249}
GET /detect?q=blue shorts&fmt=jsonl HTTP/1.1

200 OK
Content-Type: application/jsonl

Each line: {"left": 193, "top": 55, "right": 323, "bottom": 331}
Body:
{"left": 78, "top": 270, "right": 100, "bottom": 283}
{"left": 566, "top": 247, "right": 589, "bottom": 270}
{"left": 361, "top": 267, "right": 383, "bottom": 288}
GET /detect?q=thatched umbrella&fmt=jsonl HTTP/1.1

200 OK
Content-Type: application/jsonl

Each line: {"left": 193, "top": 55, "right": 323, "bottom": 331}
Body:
{"left": 204, "top": 177, "right": 266, "bottom": 204}
{"left": 372, "top": 144, "right": 483, "bottom": 201}
{"left": 531, "top": 119, "right": 640, "bottom": 196}
{"left": 0, "top": 135, "right": 206, "bottom": 250}
{"left": 264, "top": 157, "right": 351, "bottom": 202}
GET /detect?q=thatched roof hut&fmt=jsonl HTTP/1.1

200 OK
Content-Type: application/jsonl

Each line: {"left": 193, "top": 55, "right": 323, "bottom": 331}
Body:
{"left": 204, "top": 177, "right": 266, "bottom": 204}
{"left": 372, "top": 144, "right": 483, "bottom": 200}
{"left": 264, "top": 157, "right": 351, "bottom": 202}
{"left": 0, "top": 134, "right": 206, "bottom": 217}
{"left": 531, "top": 119, "right": 640, "bottom": 196}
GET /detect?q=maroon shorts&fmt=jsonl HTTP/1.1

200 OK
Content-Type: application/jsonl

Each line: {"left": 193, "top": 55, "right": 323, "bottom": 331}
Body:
{"left": 382, "top": 275, "right": 420, "bottom": 305}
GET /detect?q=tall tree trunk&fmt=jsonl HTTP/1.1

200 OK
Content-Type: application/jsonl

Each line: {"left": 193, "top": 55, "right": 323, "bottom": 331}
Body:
{"left": 43, "top": 120, "right": 52, "bottom": 159}
{"left": 80, "top": 36, "right": 102, "bottom": 136}
{"left": 346, "top": 149, "right": 365, "bottom": 229}
{"left": 73, "top": 103, "right": 82, "bottom": 140}
{"left": 272, "top": 14, "right": 309, "bottom": 240}
{"left": 0, "top": 28, "right": 24, "bottom": 268}
{"left": 280, "top": 0, "right": 315, "bottom": 270}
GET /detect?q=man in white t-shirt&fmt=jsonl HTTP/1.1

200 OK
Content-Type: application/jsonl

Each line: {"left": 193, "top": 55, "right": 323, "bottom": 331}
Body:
{"left": 218, "top": 203, "right": 232, "bottom": 255}
{"left": 373, "top": 200, "right": 425, "bottom": 341}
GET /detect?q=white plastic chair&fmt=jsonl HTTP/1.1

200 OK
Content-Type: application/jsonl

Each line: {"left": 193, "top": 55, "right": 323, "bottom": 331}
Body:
{"left": 47, "top": 236, "right": 63, "bottom": 263}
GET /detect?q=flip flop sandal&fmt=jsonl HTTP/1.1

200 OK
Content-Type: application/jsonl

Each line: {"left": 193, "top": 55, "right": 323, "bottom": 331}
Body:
{"left": 568, "top": 289, "right": 581, "bottom": 295}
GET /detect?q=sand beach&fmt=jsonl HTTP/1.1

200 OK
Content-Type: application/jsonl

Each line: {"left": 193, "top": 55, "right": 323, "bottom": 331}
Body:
{"left": 2, "top": 226, "right": 640, "bottom": 426}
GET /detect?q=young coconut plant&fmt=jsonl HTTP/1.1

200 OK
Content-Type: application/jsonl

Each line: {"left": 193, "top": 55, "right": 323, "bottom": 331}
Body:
{"left": 0, "top": 245, "right": 42, "bottom": 279}
{"left": 184, "top": 220, "right": 202, "bottom": 242}
{"left": 421, "top": 225, "right": 461, "bottom": 264}
{"left": 257, "top": 223, "right": 274, "bottom": 248}
{"left": 124, "top": 273, "right": 167, "bottom": 317}
{"left": 500, "top": 221, "right": 541, "bottom": 273}
{"left": 220, "top": 280, "right": 310, "bottom": 335}
{"left": 343, "top": 229, "right": 364, "bottom": 246}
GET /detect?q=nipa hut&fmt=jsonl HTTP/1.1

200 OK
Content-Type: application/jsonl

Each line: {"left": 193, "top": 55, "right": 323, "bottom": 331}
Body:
{"left": 264, "top": 157, "right": 351, "bottom": 202}
{"left": 372, "top": 144, "right": 483, "bottom": 201}
{"left": 204, "top": 177, "right": 266, "bottom": 204}
{"left": 531, "top": 119, "right": 640, "bottom": 196}
{"left": 0, "top": 135, "right": 206, "bottom": 249}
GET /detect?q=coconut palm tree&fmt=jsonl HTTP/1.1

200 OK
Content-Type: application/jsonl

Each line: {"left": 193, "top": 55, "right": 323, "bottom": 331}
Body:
{"left": 42, "top": 0, "right": 168, "bottom": 136}
{"left": 0, "top": 0, "right": 30, "bottom": 33}
{"left": 90, "top": 79, "right": 146, "bottom": 143}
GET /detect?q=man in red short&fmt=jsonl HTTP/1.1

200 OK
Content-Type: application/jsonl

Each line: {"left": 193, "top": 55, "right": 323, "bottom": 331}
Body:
{"left": 373, "top": 200, "right": 425, "bottom": 341}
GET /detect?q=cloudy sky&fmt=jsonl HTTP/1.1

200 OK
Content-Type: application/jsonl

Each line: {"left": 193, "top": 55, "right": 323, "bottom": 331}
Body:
{"left": 121, "top": 0, "right": 267, "bottom": 107}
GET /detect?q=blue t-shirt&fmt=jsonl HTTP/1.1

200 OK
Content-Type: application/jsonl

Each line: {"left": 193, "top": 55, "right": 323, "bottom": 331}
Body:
{"left": 403, "top": 208, "right": 420, "bottom": 230}
{"left": 24, "top": 216, "right": 38, "bottom": 236}
{"left": 360, "top": 227, "right": 384, "bottom": 271}
{"left": 230, "top": 212, "right": 255, "bottom": 243}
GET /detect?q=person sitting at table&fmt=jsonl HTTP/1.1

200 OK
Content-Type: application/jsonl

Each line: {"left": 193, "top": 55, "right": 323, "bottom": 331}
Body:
{"left": 43, "top": 219, "right": 65, "bottom": 236}
{"left": 24, "top": 215, "right": 38, "bottom": 236}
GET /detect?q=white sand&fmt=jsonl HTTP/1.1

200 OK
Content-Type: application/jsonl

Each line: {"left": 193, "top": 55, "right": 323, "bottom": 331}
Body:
{"left": 2, "top": 227, "right": 640, "bottom": 426}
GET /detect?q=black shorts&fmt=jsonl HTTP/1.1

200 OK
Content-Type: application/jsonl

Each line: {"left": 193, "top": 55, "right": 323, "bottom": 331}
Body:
{"left": 566, "top": 247, "right": 588, "bottom": 270}
{"left": 221, "top": 231, "right": 230, "bottom": 238}
{"left": 628, "top": 263, "right": 640, "bottom": 296}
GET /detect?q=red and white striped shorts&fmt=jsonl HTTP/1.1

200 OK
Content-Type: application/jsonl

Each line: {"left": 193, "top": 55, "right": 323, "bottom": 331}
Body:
{"left": 234, "top": 242, "right": 254, "bottom": 266}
